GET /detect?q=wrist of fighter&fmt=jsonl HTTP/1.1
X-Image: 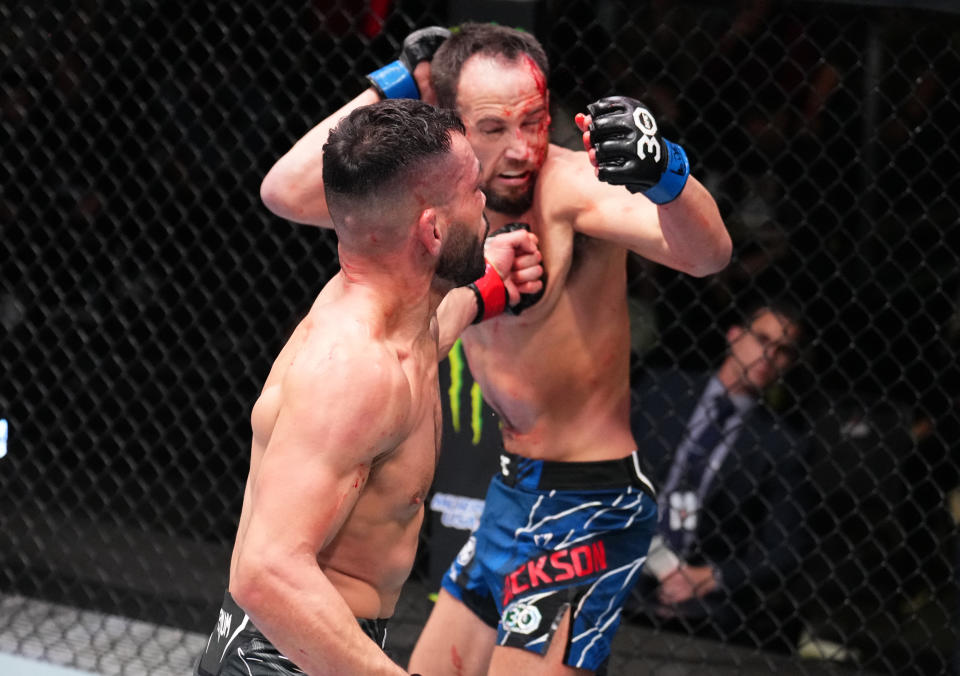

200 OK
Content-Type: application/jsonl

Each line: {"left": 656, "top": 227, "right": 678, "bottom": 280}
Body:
{"left": 629, "top": 137, "right": 690, "bottom": 204}
{"left": 468, "top": 260, "right": 508, "bottom": 324}
{"left": 367, "top": 61, "right": 419, "bottom": 100}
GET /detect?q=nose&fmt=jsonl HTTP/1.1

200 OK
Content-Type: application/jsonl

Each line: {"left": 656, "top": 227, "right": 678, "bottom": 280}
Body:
{"left": 503, "top": 128, "right": 533, "bottom": 161}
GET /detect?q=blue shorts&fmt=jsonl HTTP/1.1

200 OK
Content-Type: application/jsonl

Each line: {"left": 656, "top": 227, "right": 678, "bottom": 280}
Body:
{"left": 441, "top": 451, "right": 658, "bottom": 672}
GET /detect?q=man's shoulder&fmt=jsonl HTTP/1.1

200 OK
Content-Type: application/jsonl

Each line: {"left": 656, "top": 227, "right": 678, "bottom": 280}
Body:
{"left": 538, "top": 144, "right": 595, "bottom": 203}
{"left": 541, "top": 143, "right": 591, "bottom": 184}
{"left": 534, "top": 147, "right": 620, "bottom": 247}
{"left": 296, "top": 317, "right": 405, "bottom": 395}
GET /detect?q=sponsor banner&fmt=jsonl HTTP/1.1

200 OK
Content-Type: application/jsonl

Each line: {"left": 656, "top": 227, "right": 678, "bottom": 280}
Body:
{"left": 430, "top": 492, "right": 485, "bottom": 531}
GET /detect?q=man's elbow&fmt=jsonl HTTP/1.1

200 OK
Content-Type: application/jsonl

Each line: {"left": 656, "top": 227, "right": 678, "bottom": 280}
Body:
{"left": 703, "top": 233, "right": 733, "bottom": 275}
{"left": 260, "top": 169, "right": 297, "bottom": 220}
{"left": 260, "top": 172, "right": 332, "bottom": 227}
{"left": 685, "top": 233, "right": 732, "bottom": 278}
{"left": 231, "top": 553, "right": 287, "bottom": 618}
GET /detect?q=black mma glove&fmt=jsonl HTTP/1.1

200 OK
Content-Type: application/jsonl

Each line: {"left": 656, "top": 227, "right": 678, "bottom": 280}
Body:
{"left": 586, "top": 96, "right": 690, "bottom": 204}
{"left": 488, "top": 223, "right": 546, "bottom": 316}
{"left": 366, "top": 26, "right": 451, "bottom": 100}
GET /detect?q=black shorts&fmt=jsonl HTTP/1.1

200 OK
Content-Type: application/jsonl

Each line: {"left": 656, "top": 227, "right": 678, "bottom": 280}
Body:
{"left": 195, "top": 591, "right": 388, "bottom": 675}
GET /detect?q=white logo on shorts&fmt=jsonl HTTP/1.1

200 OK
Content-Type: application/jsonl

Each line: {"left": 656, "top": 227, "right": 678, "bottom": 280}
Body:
{"left": 533, "top": 533, "right": 553, "bottom": 548}
{"left": 502, "top": 601, "right": 542, "bottom": 635}
{"left": 216, "top": 609, "right": 232, "bottom": 639}
{"left": 456, "top": 535, "right": 477, "bottom": 567}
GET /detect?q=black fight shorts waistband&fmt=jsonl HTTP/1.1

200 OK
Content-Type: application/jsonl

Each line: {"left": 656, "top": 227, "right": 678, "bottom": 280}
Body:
{"left": 497, "top": 450, "right": 656, "bottom": 497}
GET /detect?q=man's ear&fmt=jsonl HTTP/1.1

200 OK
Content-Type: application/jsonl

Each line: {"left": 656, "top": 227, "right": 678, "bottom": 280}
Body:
{"left": 417, "top": 207, "right": 442, "bottom": 257}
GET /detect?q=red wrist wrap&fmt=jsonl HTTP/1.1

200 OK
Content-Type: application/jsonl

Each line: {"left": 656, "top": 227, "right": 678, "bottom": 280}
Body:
{"left": 469, "top": 261, "right": 508, "bottom": 323}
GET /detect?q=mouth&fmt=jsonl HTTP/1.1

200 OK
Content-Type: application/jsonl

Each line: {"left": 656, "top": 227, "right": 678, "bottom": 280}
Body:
{"left": 496, "top": 170, "right": 532, "bottom": 186}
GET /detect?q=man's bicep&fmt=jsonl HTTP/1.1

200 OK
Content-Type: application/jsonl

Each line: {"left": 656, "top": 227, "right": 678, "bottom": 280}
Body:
{"left": 243, "top": 368, "right": 402, "bottom": 556}
{"left": 559, "top": 157, "right": 666, "bottom": 256}
{"left": 244, "top": 409, "right": 374, "bottom": 556}
{"left": 578, "top": 172, "right": 731, "bottom": 276}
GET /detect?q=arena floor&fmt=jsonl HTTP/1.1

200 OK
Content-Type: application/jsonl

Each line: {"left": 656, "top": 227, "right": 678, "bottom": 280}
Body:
{"left": 0, "top": 593, "right": 205, "bottom": 675}
{"left": 0, "top": 585, "right": 867, "bottom": 676}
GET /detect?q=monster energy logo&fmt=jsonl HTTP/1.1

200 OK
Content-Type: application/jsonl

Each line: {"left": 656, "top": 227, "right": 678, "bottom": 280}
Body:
{"left": 447, "top": 339, "right": 485, "bottom": 445}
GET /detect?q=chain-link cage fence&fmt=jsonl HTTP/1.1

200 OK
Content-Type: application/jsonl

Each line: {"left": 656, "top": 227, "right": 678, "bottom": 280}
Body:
{"left": 2, "top": 0, "right": 958, "bottom": 674}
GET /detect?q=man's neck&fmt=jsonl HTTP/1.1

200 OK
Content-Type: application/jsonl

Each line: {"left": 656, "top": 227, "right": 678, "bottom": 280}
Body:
{"left": 337, "top": 247, "right": 441, "bottom": 341}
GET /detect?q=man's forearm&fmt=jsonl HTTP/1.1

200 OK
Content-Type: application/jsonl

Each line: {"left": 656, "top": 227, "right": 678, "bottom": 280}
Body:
{"left": 655, "top": 176, "right": 731, "bottom": 277}
{"left": 580, "top": 96, "right": 732, "bottom": 277}
{"left": 260, "top": 88, "right": 381, "bottom": 227}
{"left": 232, "top": 562, "right": 407, "bottom": 675}
{"left": 437, "top": 286, "right": 481, "bottom": 358}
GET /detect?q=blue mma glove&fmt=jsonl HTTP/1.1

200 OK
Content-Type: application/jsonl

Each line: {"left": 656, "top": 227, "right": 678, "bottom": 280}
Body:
{"left": 367, "top": 26, "right": 451, "bottom": 99}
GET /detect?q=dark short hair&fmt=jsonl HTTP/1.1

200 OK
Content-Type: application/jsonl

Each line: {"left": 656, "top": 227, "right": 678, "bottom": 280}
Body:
{"left": 744, "top": 299, "right": 808, "bottom": 347}
{"left": 431, "top": 22, "right": 550, "bottom": 110}
{"left": 322, "top": 99, "right": 465, "bottom": 214}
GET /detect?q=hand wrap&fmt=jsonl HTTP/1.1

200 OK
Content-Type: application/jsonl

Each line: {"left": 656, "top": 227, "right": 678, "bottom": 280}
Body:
{"left": 468, "top": 261, "right": 508, "bottom": 324}
{"left": 366, "top": 26, "right": 451, "bottom": 99}
{"left": 586, "top": 95, "right": 689, "bottom": 204}
{"left": 490, "top": 223, "right": 546, "bottom": 315}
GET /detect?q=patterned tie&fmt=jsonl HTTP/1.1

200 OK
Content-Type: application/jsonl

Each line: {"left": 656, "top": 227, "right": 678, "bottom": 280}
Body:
{"left": 660, "top": 394, "right": 737, "bottom": 554}
{"left": 684, "top": 394, "right": 737, "bottom": 488}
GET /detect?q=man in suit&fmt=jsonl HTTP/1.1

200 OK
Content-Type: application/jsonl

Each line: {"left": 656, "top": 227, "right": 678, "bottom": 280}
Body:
{"left": 629, "top": 302, "right": 814, "bottom": 651}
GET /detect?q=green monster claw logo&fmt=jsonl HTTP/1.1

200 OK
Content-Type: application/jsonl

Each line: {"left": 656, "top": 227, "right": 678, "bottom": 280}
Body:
{"left": 447, "top": 339, "right": 485, "bottom": 444}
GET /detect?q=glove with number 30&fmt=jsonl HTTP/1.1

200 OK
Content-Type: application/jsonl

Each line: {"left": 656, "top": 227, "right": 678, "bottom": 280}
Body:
{"left": 586, "top": 96, "right": 689, "bottom": 204}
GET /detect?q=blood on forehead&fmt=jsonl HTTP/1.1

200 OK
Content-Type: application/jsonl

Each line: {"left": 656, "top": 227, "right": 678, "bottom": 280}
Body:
{"left": 520, "top": 53, "right": 548, "bottom": 99}
{"left": 518, "top": 54, "right": 550, "bottom": 167}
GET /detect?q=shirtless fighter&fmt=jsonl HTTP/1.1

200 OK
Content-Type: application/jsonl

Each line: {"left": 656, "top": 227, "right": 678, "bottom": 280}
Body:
{"left": 259, "top": 23, "right": 730, "bottom": 675}
{"left": 194, "top": 99, "right": 541, "bottom": 675}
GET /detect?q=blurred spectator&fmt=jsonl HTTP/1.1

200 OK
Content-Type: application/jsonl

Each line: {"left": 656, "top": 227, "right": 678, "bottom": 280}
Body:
{"left": 626, "top": 301, "right": 814, "bottom": 653}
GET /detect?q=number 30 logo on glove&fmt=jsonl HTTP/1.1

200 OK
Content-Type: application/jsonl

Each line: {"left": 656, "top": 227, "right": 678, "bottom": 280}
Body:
{"left": 633, "top": 107, "right": 661, "bottom": 164}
